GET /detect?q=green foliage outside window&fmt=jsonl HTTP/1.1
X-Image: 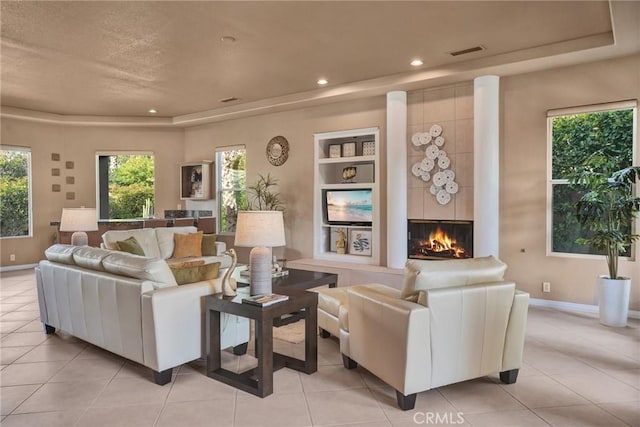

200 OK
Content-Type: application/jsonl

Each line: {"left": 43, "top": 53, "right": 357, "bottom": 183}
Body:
{"left": 551, "top": 108, "right": 634, "bottom": 255}
{"left": 0, "top": 149, "right": 30, "bottom": 237}
{"left": 108, "top": 155, "right": 155, "bottom": 219}
{"left": 217, "top": 149, "right": 247, "bottom": 233}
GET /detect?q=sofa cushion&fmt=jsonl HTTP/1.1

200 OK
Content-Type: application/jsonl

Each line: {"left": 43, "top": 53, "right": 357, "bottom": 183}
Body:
{"left": 156, "top": 226, "right": 198, "bottom": 259}
{"left": 201, "top": 234, "right": 218, "bottom": 256}
{"left": 45, "top": 244, "right": 77, "bottom": 265}
{"left": 102, "top": 228, "right": 161, "bottom": 258}
{"left": 400, "top": 256, "right": 507, "bottom": 303}
{"left": 169, "top": 262, "right": 221, "bottom": 285}
{"left": 102, "top": 252, "right": 177, "bottom": 288}
{"left": 72, "top": 247, "right": 112, "bottom": 271}
{"left": 172, "top": 232, "right": 203, "bottom": 258}
{"left": 116, "top": 236, "right": 145, "bottom": 256}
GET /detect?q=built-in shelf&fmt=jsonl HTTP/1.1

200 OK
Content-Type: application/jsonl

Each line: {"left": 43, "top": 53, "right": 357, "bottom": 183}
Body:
{"left": 180, "top": 161, "right": 213, "bottom": 200}
{"left": 313, "top": 127, "right": 380, "bottom": 265}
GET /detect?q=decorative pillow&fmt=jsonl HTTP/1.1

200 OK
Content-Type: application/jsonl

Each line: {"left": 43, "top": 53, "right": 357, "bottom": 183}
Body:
{"left": 172, "top": 231, "right": 203, "bottom": 258}
{"left": 201, "top": 234, "right": 218, "bottom": 256}
{"left": 101, "top": 228, "right": 161, "bottom": 258}
{"left": 170, "top": 262, "right": 220, "bottom": 285}
{"left": 117, "top": 236, "right": 145, "bottom": 256}
{"left": 166, "top": 259, "right": 206, "bottom": 269}
{"left": 156, "top": 226, "right": 198, "bottom": 259}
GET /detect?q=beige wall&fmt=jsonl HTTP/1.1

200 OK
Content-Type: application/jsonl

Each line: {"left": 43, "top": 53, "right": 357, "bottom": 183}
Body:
{"left": 0, "top": 119, "right": 185, "bottom": 266}
{"left": 183, "top": 96, "right": 387, "bottom": 264}
{"left": 501, "top": 54, "right": 640, "bottom": 310}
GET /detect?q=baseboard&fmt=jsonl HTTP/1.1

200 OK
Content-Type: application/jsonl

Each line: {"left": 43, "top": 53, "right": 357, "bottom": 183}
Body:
{"left": 530, "top": 297, "right": 640, "bottom": 320}
{"left": 0, "top": 263, "right": 38, "bottom": 273}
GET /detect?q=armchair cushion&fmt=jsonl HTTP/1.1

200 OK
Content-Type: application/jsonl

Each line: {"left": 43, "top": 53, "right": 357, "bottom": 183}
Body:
{"left": 400, "top": 256, "right": 507, "bottom": 303}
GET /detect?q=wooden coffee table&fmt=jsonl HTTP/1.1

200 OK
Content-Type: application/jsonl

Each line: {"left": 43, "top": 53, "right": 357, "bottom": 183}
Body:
{"left": 205, "top": 287, "right": 318, "bottom": 398}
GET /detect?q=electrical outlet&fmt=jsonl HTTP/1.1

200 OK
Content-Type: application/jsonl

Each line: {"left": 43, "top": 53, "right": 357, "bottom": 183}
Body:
{"left": 542, "top": 281, "right": 551, "bottom": 293}
{"left": 9, "top": 254, "right": 16, "bottom": 261}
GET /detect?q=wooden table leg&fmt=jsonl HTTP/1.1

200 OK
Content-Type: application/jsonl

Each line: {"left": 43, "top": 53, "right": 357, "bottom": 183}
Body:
{"left": 206, "top": 309, "right": 222, "bottom": 375}
{"left": 255, "top": 316, "right": 274, "bottom": 397}
{"left": 304, "top": 302, "right": 318, "bottom": 374}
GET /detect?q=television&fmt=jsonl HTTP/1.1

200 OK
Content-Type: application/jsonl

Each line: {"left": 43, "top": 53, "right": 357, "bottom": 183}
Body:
{"left": 323, "top": 189, "right": 373, "bottom": 226}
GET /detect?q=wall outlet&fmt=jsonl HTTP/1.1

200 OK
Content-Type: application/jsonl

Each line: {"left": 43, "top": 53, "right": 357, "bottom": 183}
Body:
{"left": 542, "top": 281, "right": 551, "bottom": 293}
{"left": 9, "top": 254, "right": 16, "bottom": 261}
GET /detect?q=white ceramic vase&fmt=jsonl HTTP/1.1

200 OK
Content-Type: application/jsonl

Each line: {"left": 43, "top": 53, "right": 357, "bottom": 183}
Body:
{"left": 597, "top": 276, "right": 631, "bottom": 327}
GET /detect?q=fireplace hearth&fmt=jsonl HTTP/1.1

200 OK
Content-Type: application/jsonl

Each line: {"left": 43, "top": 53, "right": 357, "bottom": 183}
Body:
{"left": 408, "top": 220, "right": 473, "bottom": 260}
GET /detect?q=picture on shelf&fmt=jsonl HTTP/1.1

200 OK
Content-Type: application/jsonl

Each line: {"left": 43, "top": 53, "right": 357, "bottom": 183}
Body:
{"left": 349, "top": 229, "right": 372, "bottom": 256}
{"left": 342, "top": 142, "right": 356, "bottom": 157}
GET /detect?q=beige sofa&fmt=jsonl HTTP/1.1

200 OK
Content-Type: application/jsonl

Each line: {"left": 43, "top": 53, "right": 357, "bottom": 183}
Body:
{"left": 36, "top": 243, "right": 250, "bottom": 385}
{"left": 316, "top": 256, "right": 529, "bottom": 410}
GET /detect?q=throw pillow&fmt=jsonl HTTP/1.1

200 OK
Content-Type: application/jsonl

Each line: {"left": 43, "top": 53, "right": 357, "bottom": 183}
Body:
{"left": 166, "top": 259, "right": 206, "bottom": 269}
{"left": 117, "top": 236, "right": 145, "bottom": 256}
{"left": 170, "top": 262, "right": 221, "bottom": 285}
{"left": 172, "top": 231, "right": 203, "bottom": 258}
{"left": 399, "top": 260, "right": 421, "bottom": 302}
{"left": 201, "top": 234, "right": 218, "bottom": 256}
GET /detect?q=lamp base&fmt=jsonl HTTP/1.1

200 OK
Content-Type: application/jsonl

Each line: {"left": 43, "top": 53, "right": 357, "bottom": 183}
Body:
{"left": 249, "top": 246, "right": 272, "bottom": 296}
{"left": 70, "top": 231, "right": 88, "bottom": 246}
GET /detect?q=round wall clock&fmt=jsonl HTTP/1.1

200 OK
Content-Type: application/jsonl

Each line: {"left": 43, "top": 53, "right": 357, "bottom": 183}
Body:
{"left": 266, "top": 136, "right": 289, "bottom": 166}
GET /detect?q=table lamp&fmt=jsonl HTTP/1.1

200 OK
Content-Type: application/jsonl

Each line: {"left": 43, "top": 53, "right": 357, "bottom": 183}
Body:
{"left": 59, "top": 207, "right": 98, "bottom": 246}
{"left": 234, "top": 210, "right": 286, "bottom": 295}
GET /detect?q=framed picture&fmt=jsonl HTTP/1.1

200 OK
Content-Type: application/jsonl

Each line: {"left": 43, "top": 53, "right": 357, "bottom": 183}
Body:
{"left": 362, "top": 141, "right": 375, "bottom": 156}
{"left": 342, "top": 142, "right": 356, "bottom": 157}
{"left": 329, "top": 144, "right": 341, "bottom": 158}
{"left": 349, "top": 229, "right": 372, "bottom": 256}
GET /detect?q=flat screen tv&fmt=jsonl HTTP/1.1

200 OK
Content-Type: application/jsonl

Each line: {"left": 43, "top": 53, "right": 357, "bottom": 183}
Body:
{"left": 323, "top": 189, "right": 373, "bottom": 226}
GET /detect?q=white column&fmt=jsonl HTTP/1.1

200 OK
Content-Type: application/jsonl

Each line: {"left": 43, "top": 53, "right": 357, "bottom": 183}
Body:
{"left": 473, "top": 76, "right": 500, "bottom": 257}
{"left": 386, "top": 91, "right": 408, "bottom": 268}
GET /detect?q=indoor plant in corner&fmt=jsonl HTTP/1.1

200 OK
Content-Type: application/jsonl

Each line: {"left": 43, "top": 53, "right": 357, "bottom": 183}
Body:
{"left": 571, "top": 153, "right": 640, "bottom": 327}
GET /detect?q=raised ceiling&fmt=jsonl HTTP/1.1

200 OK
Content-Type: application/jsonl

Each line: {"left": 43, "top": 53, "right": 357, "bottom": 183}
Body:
{"left": 1, "top": 1, "right": 638, "bottom": 125}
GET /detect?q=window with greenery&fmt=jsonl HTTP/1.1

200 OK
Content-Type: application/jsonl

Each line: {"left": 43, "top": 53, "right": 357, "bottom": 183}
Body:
{"left": 549, "top": 102, "right": 636, "bottom": 255}
{"left": 97, "top": 154, "right": 155, "bottom": 219}
{"left": 216, "top": 147, "right": 246, "bottom": 233}
{"left": 0, "top": 147, "right": 32, "bottom": 238}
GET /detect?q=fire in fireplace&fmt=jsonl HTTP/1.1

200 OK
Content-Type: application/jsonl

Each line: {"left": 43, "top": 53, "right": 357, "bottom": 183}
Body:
{"left": 408, "top": 220, "right": 473, "bottom": 260}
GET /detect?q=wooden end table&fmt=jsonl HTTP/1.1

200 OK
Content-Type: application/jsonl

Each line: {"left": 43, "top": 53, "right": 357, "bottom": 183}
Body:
{"left": 205, "top": 288, "right": 318, "bottom": 398}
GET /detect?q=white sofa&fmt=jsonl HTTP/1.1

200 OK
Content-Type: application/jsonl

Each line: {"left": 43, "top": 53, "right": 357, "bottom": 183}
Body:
{"left": 316, "top": 256, "right": 529, "bottom": 410}
{"left": 36, "top": 242, "right": 250, "bottom": 385}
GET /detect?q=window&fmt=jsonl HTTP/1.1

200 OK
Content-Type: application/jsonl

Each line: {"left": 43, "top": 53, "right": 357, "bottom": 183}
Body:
{"left": 216, "top": 147, "right": 246, "bottom": 233}
{"left": 96, "top": 153, "right": 155, "bottom": 219}
{"left": 548, "top": 101, "right": 637, "bottom": 255}
{"left": 0, "top": 146, "right": 32, "bottom": 238}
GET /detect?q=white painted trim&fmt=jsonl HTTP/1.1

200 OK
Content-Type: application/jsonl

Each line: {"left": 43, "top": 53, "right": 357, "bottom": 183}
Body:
{"left": 547, "top": 99, "right": 637, "bottom": 117}
{"left": 0, "top": 263, "right": 38, "bottom": 272}
{"left": 530, "top": 297, "right": 640, "bottom": 319}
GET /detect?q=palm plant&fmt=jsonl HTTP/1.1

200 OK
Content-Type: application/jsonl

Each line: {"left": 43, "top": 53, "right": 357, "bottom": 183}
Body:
{"left": 571, "top": 152, "right": 640, "bottom": 279}
{"left": 246, "top": 173, "right": 285, "bottom": 211}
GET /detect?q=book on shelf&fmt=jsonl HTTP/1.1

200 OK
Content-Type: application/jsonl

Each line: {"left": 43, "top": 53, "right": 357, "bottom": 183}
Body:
{"left": 242, "top": 293, "right": 289, "bottom": 307}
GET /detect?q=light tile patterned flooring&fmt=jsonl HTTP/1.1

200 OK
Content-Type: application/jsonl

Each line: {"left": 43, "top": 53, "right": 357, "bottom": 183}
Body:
{"left": 0, "top": 269, "right": 638, "bottom": 426}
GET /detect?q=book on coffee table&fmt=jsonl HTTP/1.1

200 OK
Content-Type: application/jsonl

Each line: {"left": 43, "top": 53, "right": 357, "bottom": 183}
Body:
{"left": 242, "top": 293, "right": 289, "bottom": 307}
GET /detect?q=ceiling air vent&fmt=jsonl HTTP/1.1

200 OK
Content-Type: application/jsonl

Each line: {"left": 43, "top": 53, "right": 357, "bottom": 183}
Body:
{"left": 219, "top": 96, "right": 238, "bottom": 103}
{"left": 449, "top": 46, "right": 485, "bottom": 57}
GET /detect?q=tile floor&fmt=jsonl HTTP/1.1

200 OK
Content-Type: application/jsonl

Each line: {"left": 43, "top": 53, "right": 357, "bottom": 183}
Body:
{"left": 1, "top": 269, "right": 638, "bottom": 426}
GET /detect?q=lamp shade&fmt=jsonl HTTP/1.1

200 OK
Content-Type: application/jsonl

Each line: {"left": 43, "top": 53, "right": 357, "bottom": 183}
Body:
{"left": 59, "top": 208, "right": 98, "bottom": 232}
{"left": 234, "top": 211, "right": 285, "bottom": 247}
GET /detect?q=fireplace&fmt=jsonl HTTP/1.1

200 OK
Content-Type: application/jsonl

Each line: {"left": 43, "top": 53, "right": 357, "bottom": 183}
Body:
{"left": 408, "top": 220, "right": 473, "bottom": 260}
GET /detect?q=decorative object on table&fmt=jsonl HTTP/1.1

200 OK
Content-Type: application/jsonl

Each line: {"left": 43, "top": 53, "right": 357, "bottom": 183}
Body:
{"left": 570, "top": 155, "right": 639, "bottom": 327}
{"left": 410, "top": 124, "right": 459, "bottom": 205}
{"left": 362, "top": 141, "right": 375, "bottom": 156}
{"left": 141, "top": 198, "right": 154, "bottom": 219}
{"left": 221, "top": 249, "right": 238, "bottom": 296}
{"left": 342, "top": 166, "right": 357, "bottom": 183}
{"left": 266, "top": 135, "right": 289, "bottom": 166}
{"left": 59, "top": 207, "right": 98, "bottom": 246}
{"left": 349, "top": 229, "right": 372, "bottom": 256}
{"left": 242, "top": 293, "right": 289, "bottom": 307}
{"left": 51, "top": 153, "right": 60, "bottom": 161}
{"left": 334, "top": 229, "right": 347, "bottom": 254}
{"left": 342, "top": 142, "right": 356, "bottom": 157}
{"left": 65, "top": 161, "right": 74, "bottom": 169}
{"left": 66, "top": 176, "right": 74, "bottom": 185}
{"left": 234, "top": 210, "right": 286, "bottom": 295}
{"left": 329, "top": 144, "right": 342, "bottom": 158}
{"left": 246, "top": 173, "right": 285, "bottom": 211}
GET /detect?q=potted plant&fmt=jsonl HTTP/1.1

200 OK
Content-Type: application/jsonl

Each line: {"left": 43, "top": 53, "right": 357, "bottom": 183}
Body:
{"left": 571, "top": 153, "right": 640, "bottom": 327}
{"left": 246, "top": 173, "right": 285, "bottom": 211}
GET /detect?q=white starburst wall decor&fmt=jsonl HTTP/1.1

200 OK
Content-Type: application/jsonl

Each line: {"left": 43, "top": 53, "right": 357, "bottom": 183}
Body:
{"left": 410, "top": 124, "right": 459, "bottom": 205}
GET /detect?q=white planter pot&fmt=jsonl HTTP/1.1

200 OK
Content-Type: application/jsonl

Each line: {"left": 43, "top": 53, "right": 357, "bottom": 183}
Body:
{"left": 597, "top": 276, "right": 631, "bottom": 327}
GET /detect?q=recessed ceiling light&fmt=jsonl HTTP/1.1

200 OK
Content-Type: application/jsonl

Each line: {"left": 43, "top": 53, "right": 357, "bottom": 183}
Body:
{"left": 410, "top": 59, "right": 423, "bottom": 67}
{"left": 148, "top": 109, "right": 157, "bottom": 114}
{"left": 220, "top": 35, "right": 236, "bottom": 43}
{"left": 317, "top": 78, "right": 328, "bottom": 85}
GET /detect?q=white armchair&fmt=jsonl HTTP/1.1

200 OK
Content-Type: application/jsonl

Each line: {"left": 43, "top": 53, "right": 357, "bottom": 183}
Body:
{"left": 337, "top": 256, "right": 529, "bottom": 410}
